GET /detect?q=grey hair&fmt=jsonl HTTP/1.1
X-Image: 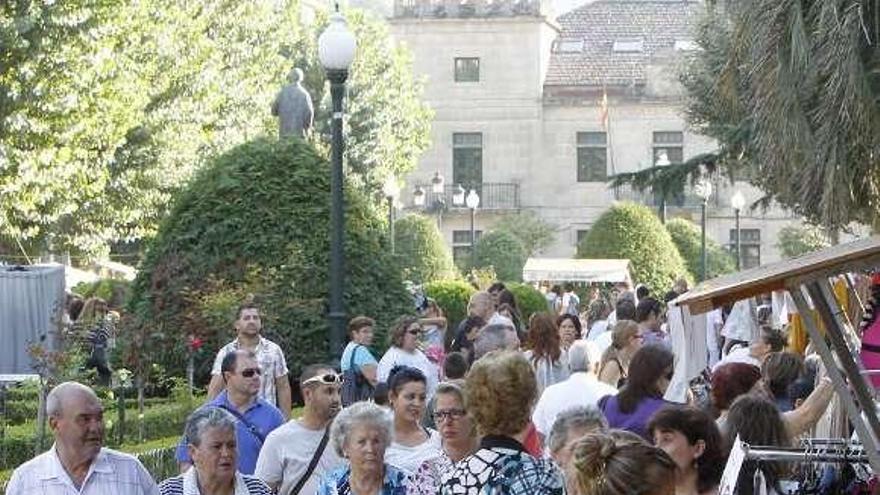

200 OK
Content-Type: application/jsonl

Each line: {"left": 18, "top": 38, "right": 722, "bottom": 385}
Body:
{"left": 46, "top": 382, "right": 99, "bottom": 417}
{"left": 568, "top": 340, "right": 598, "bottom": 373}
{"left": 185, "top": 407, "right": 237, "bottom": 447}
{"left": 473, "top": 324, "right": 509, "bottom": 360}
{"left": 431, "top": 381, "right": 465, "bottom": 409}
{"left": 547, "top": 405, "right": 608, "bottom": 454}
{"left": 330, "top": 401, "right": 393, "bottom": 457}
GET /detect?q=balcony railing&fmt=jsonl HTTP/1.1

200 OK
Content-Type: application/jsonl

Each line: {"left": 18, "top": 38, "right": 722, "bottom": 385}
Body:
{"left": 410, "top": 182, "right": 520, "bottom": 211}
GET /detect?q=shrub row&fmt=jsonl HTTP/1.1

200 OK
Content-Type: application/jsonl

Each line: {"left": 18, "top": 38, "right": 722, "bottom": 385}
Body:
{"left": 3, "top": 396, "right": 172, "bottom": 426}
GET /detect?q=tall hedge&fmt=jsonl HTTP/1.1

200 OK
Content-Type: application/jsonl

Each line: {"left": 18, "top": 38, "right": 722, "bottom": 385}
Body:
{"left": 506, "top": 282, "right": 549, "bottom": 321}
{"left": 577, "top": 202, "right": 688, "bottom": 294}
{"left": 128, "top": 138, "right": 412, "bottom": 383}
{"left": 473, "top": 230, "right": 527, "bottom": 282}
{"left": 665, "top": 217, "right": 735, "bottom": 281}
{"left": 425, "top": 279, "right": 476, "bottom": 336}
{"left": 393, "top": 214, "right": 457, "bottom": 283}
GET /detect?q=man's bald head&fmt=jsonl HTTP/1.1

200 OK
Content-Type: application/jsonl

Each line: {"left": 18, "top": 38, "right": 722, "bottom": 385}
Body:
{"left": 47, "top": 381, "right": 100, "bottom": 417}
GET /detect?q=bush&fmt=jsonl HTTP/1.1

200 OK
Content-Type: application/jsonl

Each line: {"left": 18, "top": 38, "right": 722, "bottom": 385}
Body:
{"left": 665, "top": 217, "right": 735, "bottom": 280}
{"left": 127, "top": 138, "right": 413, "bottom": 384}
{"left": 776, "top": 224, "right": 831, "bottom": 259}
{"left": 393, "top": 214, "right": 458, "bottom": 283}
{"left": 72, "top": 279, "right": 131, "bottom": 309}
{"left": 492, "top": 212, "right": 556, "bottom": 257}
{"left": 506, "top": 282, "right": 550, "bottom": 321}
{"left": 473, "top": 231, "right": 527, "bottom": 282}
{"left": 425, "top": 279, "right": 476, "bottom": 336}
{"left": 577, "top": 202, "right": 689, "bottom": 294}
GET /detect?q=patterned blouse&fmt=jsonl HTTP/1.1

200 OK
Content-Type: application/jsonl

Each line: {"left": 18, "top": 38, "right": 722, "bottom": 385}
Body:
{"left": 439, "top": 436, "right": 564, "bottom": 495}
{"left": 317, "top": 464, "right": 411, "bottom": 495}
{"left": 409, "top": 451, "right": 455, "bottom": 495}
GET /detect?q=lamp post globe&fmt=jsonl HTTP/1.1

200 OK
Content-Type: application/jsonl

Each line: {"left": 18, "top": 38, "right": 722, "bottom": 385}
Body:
{"left": 413, "top": 186, "right": 426, "bottom": 207}
{"left": 694, "top": 176, "right": 713, "bottom": 282}
{"left": 654, "top": 151, "right": 672, "bottom": 223}
{"left": 466, "top": 189, "right": 480, "bottom": 269}
{"left": 452, "top": 184, "right": 466, "bottom": 207}
{"left": 431, "top": 171, "right": 445, "bottom": 194}
{"left": 319, "top": 9, "right": 356, "bottom": 361}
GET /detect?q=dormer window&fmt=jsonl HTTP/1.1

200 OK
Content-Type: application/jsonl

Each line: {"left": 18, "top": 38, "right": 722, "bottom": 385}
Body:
{"left": 555, "top": 38, "right": 584, "bottom": 53}
{"left": 612, "top": 38, "right": 644, "bottom": 53}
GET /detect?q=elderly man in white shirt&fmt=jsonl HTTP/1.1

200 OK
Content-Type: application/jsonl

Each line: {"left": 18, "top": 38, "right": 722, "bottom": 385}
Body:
{"left": 531, "top": 340, "right": 616, "bottom": 439}
{"left": 6, "top": 381, "right": 158, "bottom": 495}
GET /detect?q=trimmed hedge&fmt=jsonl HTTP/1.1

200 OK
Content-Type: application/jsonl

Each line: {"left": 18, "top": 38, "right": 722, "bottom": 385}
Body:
{"left": 128, "top": 138, "right": 412, "bottom": 383}
{"left": 506, "top": 283, "right": 549, "bottom": 321}
{"left": 4, "top": 397, "right": 171, "bottom": 426}
{"left": 473, "top": 231, "right": 527, "bottom": 282}
{"left": 425, "top": 279, "right": 476, "bottom": 336}
{"left": 393, "top": 214, "right": 458, "bottom": 283}
{"left": 665, "top": 217, "right": 734, "bottom": 281}
{"left": 577, "top": 202, "right": 689, "bottom": 294}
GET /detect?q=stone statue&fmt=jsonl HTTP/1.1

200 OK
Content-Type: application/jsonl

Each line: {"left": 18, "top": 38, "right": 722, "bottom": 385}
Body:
{"left": 272, "top": 68, "right": 314, "bottom": 138}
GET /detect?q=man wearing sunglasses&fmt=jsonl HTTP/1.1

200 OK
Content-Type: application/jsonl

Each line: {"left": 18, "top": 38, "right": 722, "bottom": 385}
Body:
{"left": 255, "top": 365, "right": 344, "bottom": 495}
{"left": 176, "top": 350, "right": 285, "bottom": 475}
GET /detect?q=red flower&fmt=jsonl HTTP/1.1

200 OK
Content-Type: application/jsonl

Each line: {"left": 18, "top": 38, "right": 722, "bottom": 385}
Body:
{"left": 188, "top": 336, "right": 204, "bottom": 352}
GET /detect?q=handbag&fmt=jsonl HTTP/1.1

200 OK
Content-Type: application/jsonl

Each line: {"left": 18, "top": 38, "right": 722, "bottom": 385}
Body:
{"left": 341, "top": 344, "right": 374, "bottom": 406}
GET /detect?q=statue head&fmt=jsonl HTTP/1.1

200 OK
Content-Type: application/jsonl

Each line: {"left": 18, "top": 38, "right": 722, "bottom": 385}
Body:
{"left": 288, "top": 67, "right": 305, "bottom": 84}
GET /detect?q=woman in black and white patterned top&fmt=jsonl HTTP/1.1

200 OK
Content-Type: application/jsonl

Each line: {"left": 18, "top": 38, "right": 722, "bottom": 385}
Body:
{"left": 159, "top": 407, "right": 271, "bottom": 495}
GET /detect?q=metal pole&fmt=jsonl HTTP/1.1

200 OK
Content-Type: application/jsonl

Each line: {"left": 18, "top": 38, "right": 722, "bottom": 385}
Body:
{"left": 470, "top": 207, "right": 476, "bottom": 269}
{"left": 700, "top": 199, "right": 708, "bottom": 281}
{"left": 388, "top": 196, "right": 395, "bottom": 255}
{"left": 735, "top": 207, "right": 741, "bottom": 270}
{"left": 659, "top": 197, "right": 667, "bottom": 224}
{"left": 327, "top": 69, "right": 348, "bottom": 360}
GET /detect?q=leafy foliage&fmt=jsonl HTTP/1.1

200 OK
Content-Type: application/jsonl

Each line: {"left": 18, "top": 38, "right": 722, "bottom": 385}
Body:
{"left": 665, "top": 217, "right": 735, "bottom": 280}
{"left": 425, "top": 279, "right": 477, "bottom": 337}
{"left": 473, "top": 231, "right": 528, "bottom": 282}
{"left": 506, "top": 282, "right": 549, "bottom": 321}
{"left": 492, "top": 212, "right": 556, "bottom": 257}
{"left": 682, "top": 0, "right": 880, "bottom": 230}
{"left": 577, "top": 202, "right": 689, "bottom": 294}
{"left": 127, "top": 138, "right": 412, "bottom": 384}
{"left": 776, "top": 224, "right": 831, "bottom": 259}
{"left": 393, "top": 214, "right": 457, "bottom": 283}
{"left": 72, "top": 279, "right": 131, "bottom": 308}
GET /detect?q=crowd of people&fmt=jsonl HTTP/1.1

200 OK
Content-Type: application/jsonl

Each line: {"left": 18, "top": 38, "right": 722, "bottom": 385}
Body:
{"left": 8, "top": 280, "right": 847, "bottom": 495}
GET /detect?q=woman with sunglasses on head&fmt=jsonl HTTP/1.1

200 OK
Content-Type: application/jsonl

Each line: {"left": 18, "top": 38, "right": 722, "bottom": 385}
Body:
{"left": 384, "top": 366, "right": 443, "bottom": 474}
{"left": 409, "top": 381, "right": 478, "bottom": 495}
{"left": 598, "top": 344, "right": 675, "bottom": 441}
{"left": 378, "top": 316, "right": 439, "bottom": 398}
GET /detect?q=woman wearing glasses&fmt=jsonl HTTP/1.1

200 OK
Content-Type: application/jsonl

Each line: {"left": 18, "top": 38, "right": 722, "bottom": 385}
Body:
{"left": 383, "top": 366, "right": 442, "bottom": 474}
{"left": 409, "top": 381, "right": 478, "bottom": 495}
{"left": 377, "top": 316, "right": 439, "bottom": 398}
{"left": 598, "top": 344, "right": 675, "bottom": 441}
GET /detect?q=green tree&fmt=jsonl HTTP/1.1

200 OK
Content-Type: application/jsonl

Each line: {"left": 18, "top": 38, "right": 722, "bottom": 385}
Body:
{"left": 506, "top": 282, "right": 549, "bottom": 321}
{"left": 577, "top": 202, "right": 689, "bottom": 294}
{"left": 127, "top": 138, "right": 412, "bottom": 383}
{"left": 665, "top": 217, "right": 735, "bottom": 280}
{"left": 473, "top": 231, "right": 527, "bottom": 282}
{"left": 492, "top": 212, "right": 556, "bottom": 257}
{"left": 776, "top": 224, "right": 831, "bottom": 259}
{"left": 682, "top": 0, "right": 880, "bottom": 231}
{"left": 393, "top": 214, "right": 457, "bottom": 283}
{"left": 424, "top": 279, "right": 476, "bottom": 336}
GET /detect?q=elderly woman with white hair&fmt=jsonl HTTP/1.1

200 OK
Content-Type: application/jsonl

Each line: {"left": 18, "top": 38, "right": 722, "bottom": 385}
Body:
{"left": 317, "top": 402, "right": 411, "bottom": 495}
{"left": 159, "top": 407, "right": 272, "bottom": 495}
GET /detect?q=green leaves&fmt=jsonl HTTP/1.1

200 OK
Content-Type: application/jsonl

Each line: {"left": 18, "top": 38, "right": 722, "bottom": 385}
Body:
{"left": 393, "top": 214, "right": 458, "bottom": 284}
{"left": 665, "top": 217, "right": 734, "bottom": 281}
{"left": 473, "top": 230, "right": 528, "bottom": 282}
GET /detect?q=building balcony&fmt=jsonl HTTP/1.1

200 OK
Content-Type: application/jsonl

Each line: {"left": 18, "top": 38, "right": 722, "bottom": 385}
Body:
{"left": 408, "top": 182, "right": 520, "bottom": 212}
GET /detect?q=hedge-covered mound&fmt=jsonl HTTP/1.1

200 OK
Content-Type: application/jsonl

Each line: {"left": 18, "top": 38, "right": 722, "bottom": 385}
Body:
{"left": 425, "top": 279, "right": 476, "bottom": 336}
{"left": 665, "top": 217, "right": 735, "bottom": 281}
{"left": 393, "top": 214, "right": 457, "bottom": 283}
{"left": 128, "top": 138, "right": 412, "bottom": 383}
{"left": 577, "top": 202, "right": 688, "bottom": 294}
{"left": 474, "top": 230, "right": 527, "bottom": 282}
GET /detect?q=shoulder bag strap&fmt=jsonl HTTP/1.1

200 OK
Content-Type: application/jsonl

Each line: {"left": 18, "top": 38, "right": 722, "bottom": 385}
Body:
{"left": 287, "top": 427, "right": 331, "bottom": 495}
{"left": 215, "top": 404, "right": 267, "bottom": 444}
{"left": 349, "top": 344, "right": 361, "bottom": 371}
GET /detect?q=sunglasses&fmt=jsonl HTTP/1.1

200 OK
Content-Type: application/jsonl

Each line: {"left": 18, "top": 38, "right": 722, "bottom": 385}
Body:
{"left": 407, "top": 328, "right": 423, "bottom": 335}
{"left": 302, "top": 373, "right": 344, "bottom": 386}
{"left": 240, "top": 368, "right": 262, "bottom": 378}
{"left": 432, "top": 408, "right": 466, "bottom": 423}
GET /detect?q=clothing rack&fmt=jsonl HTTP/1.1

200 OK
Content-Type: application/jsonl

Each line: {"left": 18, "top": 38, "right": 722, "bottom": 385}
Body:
{"left": 745, "top": 442, "right": 871, "bottom": 464}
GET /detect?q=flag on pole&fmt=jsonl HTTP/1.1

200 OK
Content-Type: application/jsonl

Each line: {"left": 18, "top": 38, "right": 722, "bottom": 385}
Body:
{"left": 599, "top": 89, "right": 609, "bottom": 131}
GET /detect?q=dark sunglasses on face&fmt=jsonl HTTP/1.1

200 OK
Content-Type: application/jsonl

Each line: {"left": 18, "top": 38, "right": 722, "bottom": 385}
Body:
{"left": 240, "top": 368, "right": 262, "bottom": 378}
{"left": 432, "top": 408, "right": 466, "bottom": 422}
{"left": 302, "top": 373, "right": 344, "bottom": 386}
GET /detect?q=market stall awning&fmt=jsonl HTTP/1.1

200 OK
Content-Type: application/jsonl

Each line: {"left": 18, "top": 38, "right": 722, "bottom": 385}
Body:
{"left": 673, "top": 235, "right": 880, "bottom": 315}
{"left": 522, "top": 258, "right": 631, "bottom": 283}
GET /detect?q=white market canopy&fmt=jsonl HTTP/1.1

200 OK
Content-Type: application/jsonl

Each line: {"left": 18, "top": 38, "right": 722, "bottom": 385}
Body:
{"left": 522, "top": 258, "right": 632, "bottom": 284}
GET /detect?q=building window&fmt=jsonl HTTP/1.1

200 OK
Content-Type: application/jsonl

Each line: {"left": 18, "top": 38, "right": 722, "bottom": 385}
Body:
{"left": 453, "top": 133, "right": 483, "bottom": 189}
{"left": 653, "top": 131, "right": 684, "bottom": 164}
{"left": 576, "top": 132, "right": 607, "bottom": 182}
{"left": 730, "top": 228, "right": 761, "bottom": 269}
{"left": 576, "top": 229, "right": 590, "bottom": 246}
{"left": 454, "top": 58, "right": 480, "bottom": 82}
{"left": 612, "top": 38, "right": 644, "bottom": 53}
{"left": 453, "top": 230, "right": 482, "bottom": 267}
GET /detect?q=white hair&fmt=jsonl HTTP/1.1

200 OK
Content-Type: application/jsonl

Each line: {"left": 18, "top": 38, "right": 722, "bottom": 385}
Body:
{"left": 330, "top": 401, "right": 393, "bottom": 457}
{"left": 568, "top": 340, "right": 599, "bottom": 373}
{"left": 185, "top": 407, "right": 237, "bottom": 447}
{"left": 46, "top": 382, "right": 99, "bottom": 417}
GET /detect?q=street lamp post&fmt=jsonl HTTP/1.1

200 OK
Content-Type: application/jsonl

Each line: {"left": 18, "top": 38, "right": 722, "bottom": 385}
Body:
{"left": 731, "top": 190, "right": 745, "bottom": 271}
{"left": 431, "top": 171, "right": 445, "bottom": 229}
{"left": 655, "top": 151, "right": 671, "bottom": 224}
{"left": 318, "top": 9, "right": 356, "bottom": 360}
{"left": 694, "top": 176, "right": 714, "bottom": 282}
{"left": 465, "top": 189, "right": 480, "bottom": 269}
{"left": 383, "top": 177, "right": 400, "bottom": 254}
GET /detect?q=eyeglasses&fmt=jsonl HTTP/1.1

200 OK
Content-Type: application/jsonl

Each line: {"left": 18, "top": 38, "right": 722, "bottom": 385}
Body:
{"left": 407, "top": 328, "right": 422, "bottom": 335}
{"left": 432, "top": 408, "right": 466, "bottom": 423}
{"left": 240, "top": 368, "right": 262, "bottom": 378}
{"left": 302, "top": 373, "right": 344, "bottom": 386}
